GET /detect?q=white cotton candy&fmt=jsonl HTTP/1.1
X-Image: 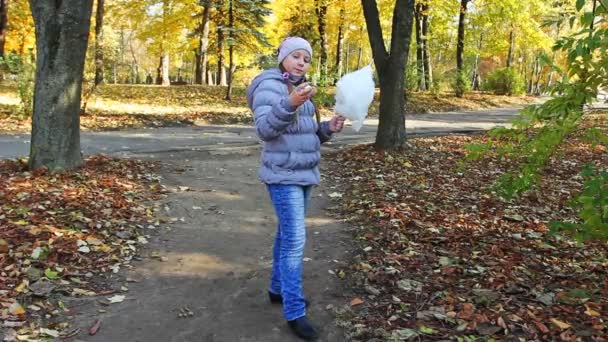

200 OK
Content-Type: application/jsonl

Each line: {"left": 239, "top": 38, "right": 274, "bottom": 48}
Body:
{"left": 334, "top": 65, "right": 375, "bottom": 132}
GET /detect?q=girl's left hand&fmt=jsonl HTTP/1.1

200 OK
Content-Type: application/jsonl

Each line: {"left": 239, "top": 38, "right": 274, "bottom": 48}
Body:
{"left": 329, "top": 115, "right": 346, "bottom": 133}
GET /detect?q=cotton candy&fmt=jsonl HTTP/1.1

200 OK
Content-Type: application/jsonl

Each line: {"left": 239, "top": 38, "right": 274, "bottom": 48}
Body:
{"left": 334, "top": 65, "right": 375, "bottom": 131}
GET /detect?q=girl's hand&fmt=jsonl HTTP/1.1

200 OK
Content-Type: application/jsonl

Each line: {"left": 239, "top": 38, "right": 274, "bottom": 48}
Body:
{"left": 289, "top": 82, "right": 315, "bottom": 108}
{"left": 329, "top": 115, "right": 346, "bottom": 133}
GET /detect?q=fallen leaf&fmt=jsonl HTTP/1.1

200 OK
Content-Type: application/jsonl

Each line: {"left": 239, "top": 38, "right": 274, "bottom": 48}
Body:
{"left": 392, "top": 328, "right": 418, "bottom": 339}
{"left": 40, "top": 328, "right": 60, "bottom": 337}
{"left": 107, "top": 295, "right": 126, "bottom": 303}
{"left": 44, "top": 268, "right": 59, "bottom": 280}
{"left": 497, "top": 316, "right": 507, "bottom": 330}
{"left": 78, "top": 246, "right": 91, "bottom": 253}
{"left": 350, "top": 297, "right": 364, "bottom": 306}
{"left": 86, "top": 237, "right": 103, "bottom": 246}
{"left": 550, "top": 318, "right": 571, "bottom": 330}
{"left": 8, "top": 302, "right": 25, "bottom": 315}
{"left": 89, "top": 319, "right": 102, "bottom": 335}
{"left": 15, "top": 281, "right": 28, "bottom": 293}
{"left": 584, "top": 305, "right": 600, "bottom": 317}
{"left": 0, "top": 238, "right": 8, "bottom": 253}
{"left": 31, "top": 247, "right": 43, "bottom": 259}
{"left": 534, "top": 321, "right": 549, "bottom": 334}
{"left": 419, "top": 326, "right": 436, "bottom": 334}
{"left": 457, "top": 303, "right": 476, "bottom": 320}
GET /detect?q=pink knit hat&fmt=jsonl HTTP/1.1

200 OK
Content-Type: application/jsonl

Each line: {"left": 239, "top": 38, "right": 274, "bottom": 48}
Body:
{"left": 277, "top": 37, "right": 313, "bottom": 64}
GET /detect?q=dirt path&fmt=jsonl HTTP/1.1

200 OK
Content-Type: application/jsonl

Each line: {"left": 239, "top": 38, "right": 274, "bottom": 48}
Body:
{"left": 67, "top": 146, "right": 352, "bottom": 341}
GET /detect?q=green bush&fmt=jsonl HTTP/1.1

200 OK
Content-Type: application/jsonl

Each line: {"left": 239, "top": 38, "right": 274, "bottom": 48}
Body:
{"left": 550, "top": 165, "right": 608, "bottom": 241}
{"left": 450, "top": 69, "right": 471, "bottom": 97}
{"left": 313, "top": 87, "right": 334, "bottom": 108}
{"left": 1, "top": 53, "right": 35, "bottom": 118}
{"left": 483, "top": 68, "right": 525, "bottom": 96}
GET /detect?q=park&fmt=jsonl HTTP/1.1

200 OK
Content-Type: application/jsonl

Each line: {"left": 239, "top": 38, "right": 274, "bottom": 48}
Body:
{"left": 0, "top": 0, "right": 606, "bottom": 341}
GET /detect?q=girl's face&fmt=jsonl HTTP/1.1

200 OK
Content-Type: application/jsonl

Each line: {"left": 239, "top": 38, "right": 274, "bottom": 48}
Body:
{"left": 282, "top": 49, "right": 311, "bottom": 77}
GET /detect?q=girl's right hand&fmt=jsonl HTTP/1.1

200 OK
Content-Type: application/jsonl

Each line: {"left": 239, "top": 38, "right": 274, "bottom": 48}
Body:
{"left": 289, "top": 82, "right": 314, "bottom": 108}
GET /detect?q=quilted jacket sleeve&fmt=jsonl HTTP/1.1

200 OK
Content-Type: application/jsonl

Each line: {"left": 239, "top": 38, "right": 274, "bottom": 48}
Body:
{"left": 251, "top": 79, "right": 297, "bottom": 141}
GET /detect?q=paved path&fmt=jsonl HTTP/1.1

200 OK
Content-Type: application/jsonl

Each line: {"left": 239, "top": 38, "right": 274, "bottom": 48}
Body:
{"left": 0, "top": 108, "right": 522, "bottom": 159}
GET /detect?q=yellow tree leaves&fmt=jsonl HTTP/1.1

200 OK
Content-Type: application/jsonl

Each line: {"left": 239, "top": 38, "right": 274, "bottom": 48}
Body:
{"left": 5, "top": 0, "right": 34, "bottom": 55}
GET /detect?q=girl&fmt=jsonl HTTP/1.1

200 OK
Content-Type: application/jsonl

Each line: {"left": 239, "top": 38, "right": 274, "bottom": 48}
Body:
{"left": 246, "top": 36, "right": 345, "bottom": 340}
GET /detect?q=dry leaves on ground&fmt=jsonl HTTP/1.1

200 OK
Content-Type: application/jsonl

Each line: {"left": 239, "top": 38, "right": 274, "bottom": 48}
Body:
{"left": 326, "top": 116, "right": 608, "bottom": 341}
{"left": 0, "top": 84, "right": 538, "bottom": 134}
{"left": 0, "top": 155, "right": 166, "bottom": 340}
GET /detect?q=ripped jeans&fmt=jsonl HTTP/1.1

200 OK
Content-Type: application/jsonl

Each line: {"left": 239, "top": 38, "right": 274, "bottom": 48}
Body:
{"left": 266, "top": 184, "right": 312, "bottom": 321}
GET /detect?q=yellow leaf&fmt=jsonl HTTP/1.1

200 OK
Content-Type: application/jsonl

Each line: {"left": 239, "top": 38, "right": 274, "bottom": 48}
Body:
{"left": 585, "top": 305, "right": 601, "bottom": 317}
{"left": 403, "top": 161, "right": 413, "bottom": 167}
{"left": 15, "top": 280, "right": 28, "bottom": 293}
{"left": 550, "top": 318, "right": 571, "bottom": 330}
{"left": 9, "top": 302, "right": 26, "bottom": 315}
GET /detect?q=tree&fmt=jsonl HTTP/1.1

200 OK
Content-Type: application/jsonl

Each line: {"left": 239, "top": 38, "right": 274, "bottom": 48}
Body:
{"left": 414, "top": 0, "right": 425, "bottom": 90}
{"left": 28, "top": 0, "right": 94, "bottom": 171}
{"left": 0, "top": 0, "right": 7, "bottom": 57}
{"left": 333, "top": 1, "right": 345, "bottom": 84}
{"left": 194, "top": 0, "right": 212, "bottom": 85}
{"left": 223, "top": 0, "right": 270, "bottom": 97}
{"left": 216, "top": 1, "right": 227, "bottom": 86}
{"left": 455, "top": 0, "right": 470, "bottom": 97}
{"left": 421, "top": 1, "right": 432, "bottom": 88}
{"left": 315, "top": 0, "right": 329, "bottom": 86}
{"left": 506, "top": 29, "right": 515, "bottom": 68}
{"left": 94, "top": 0, "right": 105, "bottom": 85}
{"left": 362, "top": 0, "right": 415, "bottom": 149}
{"left": 225, "top": 0, "right": 234, "bottom": 99}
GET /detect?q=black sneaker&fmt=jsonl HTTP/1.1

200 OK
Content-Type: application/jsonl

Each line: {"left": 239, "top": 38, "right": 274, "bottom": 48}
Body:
{"left": 268, "top": 291, "right": 310, "bottom": 307}
{"left": 287, "top": 316, "right": 319, "bottom": 340}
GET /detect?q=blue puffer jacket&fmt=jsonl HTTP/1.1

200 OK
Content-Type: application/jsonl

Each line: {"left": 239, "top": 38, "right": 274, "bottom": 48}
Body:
{"left": 246, "top": 68, "right": 334, "bottom": 185}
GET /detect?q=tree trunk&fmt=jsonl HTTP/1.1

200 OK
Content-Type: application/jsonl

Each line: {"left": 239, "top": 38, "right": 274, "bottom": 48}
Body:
{"left": 0, "top": 0, "right": 8, "bottom": 57}
{"left": 28, "top": 0, "right": 94, "bottom": 171}
{"left": 156, "top": 56, "right": 162, "bottom": 84}
{"left": 506, "top": 30, "right": 515, "bottom": 68}
{"left": 455, "top": 0, "right": 470, "bottom": 97}
{"left": 119, "top": 28, "right": 125, "bottom": 83}
{"left": 533, "top": 54, "right": 541, "bottom": 95}
{"left": 315, "top": 0, "right": 329, "bottom": 86}
{"left": 344, "top": 43, "right": 350, "bottom": 74}
{"left": 334, "top": 7, "right": 345, "bottom": 84}
{"left": 94, "top": 0, "right": 104, "bottom": 85}
{"left": 161, "top": 53, "right": 170, "bottom": 86}
{"left": 547, "top": 22, "right": 561, "bottom": 90}
{"left": 128, "top": 37, "right": 139, "bottom": 84}
{"left": 217, "top": 4, "right": 227, "bottom": 87}
{"left": 206, "top": 61, "right": 213, "bottom": 85}
{"left": 362, "top": 0, "right": 415, "bottom": 150}
{"left": 421, "top": 2, "right": 432, "bottom": 88}
{"left": 195, "top": 0, "right": 211, "bottom": 85}
{"left": 195, "top": 48, "right": 202, "bottom": 84}
{"left": 414, "top": 1, "right": 425, "bottom": 90}
{"left": 471, "top": 33, "right": 482, "bottom": 90}
{"left": 225, "top": 0, "right": 234, "bottom": 100}
{"left": 356, "top": 26, "right": 363, "bottom": 69}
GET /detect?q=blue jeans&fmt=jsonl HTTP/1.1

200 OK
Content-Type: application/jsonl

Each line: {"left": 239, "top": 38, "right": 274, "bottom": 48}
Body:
{"left": 266, "top": 184, "right": 313, "bottom": 321}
